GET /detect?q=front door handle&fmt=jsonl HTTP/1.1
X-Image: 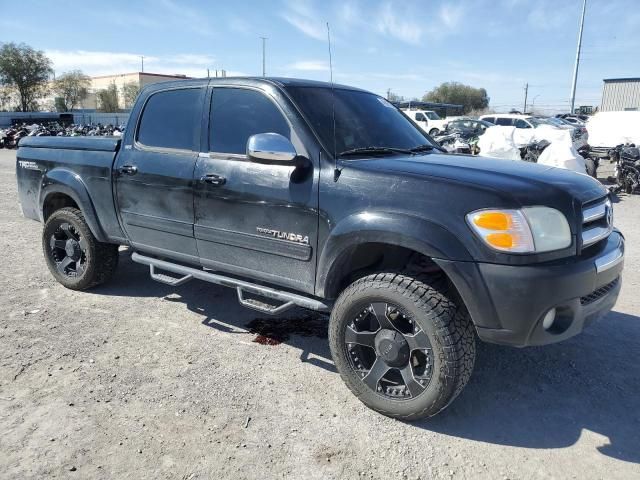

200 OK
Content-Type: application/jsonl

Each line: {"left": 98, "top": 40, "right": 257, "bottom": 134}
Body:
{"left": 201, "top": 173, "right": 226, "bottom": 186}
{"left": 118, "top": 165, "right": 138, "bottom": 175}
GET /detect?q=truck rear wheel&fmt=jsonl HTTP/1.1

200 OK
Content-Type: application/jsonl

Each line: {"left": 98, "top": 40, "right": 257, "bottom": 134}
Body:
{"left": 42, "top": 207, "right": 119, "bottom": 290}
{"left": 328, "top": 272, "right": 475, "bottom": 420}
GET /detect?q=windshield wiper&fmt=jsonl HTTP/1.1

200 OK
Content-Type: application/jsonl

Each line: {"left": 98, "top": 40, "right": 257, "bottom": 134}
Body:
{"left": 338, "top": 146, "right": 414, "bottom": 157}
{"left": 409, "top": 144, "right": 436, "bottom": 152}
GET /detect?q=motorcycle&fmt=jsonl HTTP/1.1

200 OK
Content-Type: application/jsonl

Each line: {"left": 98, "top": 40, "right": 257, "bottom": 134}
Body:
{"left": 433, "top": 132, "right": 473, "bottom": 154}
{"left": 577, "top": 144, "right": 599, "bottom": 178}
{"left": 609, "top": 143, "right": 640, "bottom": 194}
{"left": 519, "top": 140, "right": 550, "bottom": 163}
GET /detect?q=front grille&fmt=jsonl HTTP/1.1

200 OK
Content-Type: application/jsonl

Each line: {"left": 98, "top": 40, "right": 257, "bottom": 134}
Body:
{"left": 581, "top": 197, "right": 613, "bottom": 249}
{"left": 580, "top": 277, "right": 619, "bottom": 305}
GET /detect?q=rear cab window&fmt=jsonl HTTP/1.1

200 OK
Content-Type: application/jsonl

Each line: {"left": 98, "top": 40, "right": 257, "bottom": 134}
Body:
{"left": 136, "top": 88, "right": 202, "bottom": 150}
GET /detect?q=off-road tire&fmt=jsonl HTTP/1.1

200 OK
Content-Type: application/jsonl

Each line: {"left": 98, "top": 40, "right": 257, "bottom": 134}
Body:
{"left": 329, "top": 272, "right": 475, "bottom": 420}
{"left": 42, "top": 207, "right": 119, "bottom": 290}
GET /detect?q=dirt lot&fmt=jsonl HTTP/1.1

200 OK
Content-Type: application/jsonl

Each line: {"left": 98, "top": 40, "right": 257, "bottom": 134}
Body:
{"left": 0, "top": 148, "right": 638, "bottom": 479}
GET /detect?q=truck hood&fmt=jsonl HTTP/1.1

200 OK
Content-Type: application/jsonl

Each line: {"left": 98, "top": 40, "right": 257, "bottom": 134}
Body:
{"left": 347, "top": 153, "right": 607, "bottom": 206}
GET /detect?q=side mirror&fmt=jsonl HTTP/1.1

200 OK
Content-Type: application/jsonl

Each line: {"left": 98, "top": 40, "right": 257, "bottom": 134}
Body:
{"left": 247, "top": 133, "right": 297, "bottom": 162}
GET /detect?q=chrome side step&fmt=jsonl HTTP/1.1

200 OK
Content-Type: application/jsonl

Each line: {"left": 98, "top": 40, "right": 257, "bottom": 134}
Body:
{"left": 131, "top": 252, "right": 331, "bottom": 315}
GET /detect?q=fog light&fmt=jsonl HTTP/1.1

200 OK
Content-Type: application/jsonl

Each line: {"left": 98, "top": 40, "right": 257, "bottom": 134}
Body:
{"left": 542, "top": 308, "right": 557, "bottom": 330}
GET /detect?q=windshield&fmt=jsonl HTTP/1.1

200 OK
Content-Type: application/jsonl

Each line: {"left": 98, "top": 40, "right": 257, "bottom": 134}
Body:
{"left": 286, "top": 86, "right": 434, "bottom": 156}
{"left": 526, "top": 117, "right": 553, "bottom": 127}
{"left": 537, "top": 117, "right": 565, "bottom": 127}
{"left": 425, "top": 111, "right": 440, "bottom": 120}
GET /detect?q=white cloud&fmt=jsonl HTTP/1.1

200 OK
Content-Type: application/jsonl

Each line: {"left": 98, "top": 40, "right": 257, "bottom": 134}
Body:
{"left": 46, "top": 50, "right": 218, "bottom": 78}
{"left": 280, "top": 0, "right": 326, "bottom": 40}
{"left": 288, "top": 60, "right": 329, "bottom": 71}
{"left": 439, "top": 4, "right": 463, "bottom": 29}
{"left": 376, "top": 2, "right": 422, "bottom": 45}
{"left": 156, "top": 0, "right": 214, "bottom": 37}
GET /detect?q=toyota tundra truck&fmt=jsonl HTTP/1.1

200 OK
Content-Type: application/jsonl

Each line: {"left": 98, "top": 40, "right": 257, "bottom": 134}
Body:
{"left": 15, "top": 77, "right": 624, "bottom": 420}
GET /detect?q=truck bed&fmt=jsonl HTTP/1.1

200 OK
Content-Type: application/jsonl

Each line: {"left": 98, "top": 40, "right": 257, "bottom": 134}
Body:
{"left": 16, "top": 136, "right": 124, "bottom": 242}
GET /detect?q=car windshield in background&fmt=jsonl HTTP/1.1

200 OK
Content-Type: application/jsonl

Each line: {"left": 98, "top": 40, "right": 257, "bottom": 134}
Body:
{"left": 527, "top": 117, "right": 553, "bottom": 127}
{"left": 426, "top": 111, "right": 440, "bottom": 120}
{"left": 285, "top": 86, "right": 434, "bottom": 157}
{"left": 545, "top": 117, "right": 574, "bottom": 128}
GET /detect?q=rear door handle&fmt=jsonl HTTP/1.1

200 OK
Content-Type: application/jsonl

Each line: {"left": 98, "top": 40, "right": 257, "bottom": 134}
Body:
{"left": 118, "top": 165, "right": 138, "bottom": 175}
{"left": 201, "top": 173, "right": 226, "bottom": 186}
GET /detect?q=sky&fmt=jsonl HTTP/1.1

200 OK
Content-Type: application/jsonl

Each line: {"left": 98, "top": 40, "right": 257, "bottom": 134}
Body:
{"left": 1, "top": 0, "right": 639, "bottom": 113}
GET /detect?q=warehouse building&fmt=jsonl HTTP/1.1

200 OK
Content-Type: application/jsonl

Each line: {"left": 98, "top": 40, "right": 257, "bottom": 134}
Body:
{"left": 601, "top": 78, "right": 640, "bottom": 112}
{"left": 80, "top": 72, "right": 192, "bottom": 110}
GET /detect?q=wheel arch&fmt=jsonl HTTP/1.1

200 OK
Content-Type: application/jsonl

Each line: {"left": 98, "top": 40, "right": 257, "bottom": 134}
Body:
{"left": 317, "top": 212, "right": 471, "bottom": 297}
{"left": 39, "top": 168, "right": 108, "bottom": 242}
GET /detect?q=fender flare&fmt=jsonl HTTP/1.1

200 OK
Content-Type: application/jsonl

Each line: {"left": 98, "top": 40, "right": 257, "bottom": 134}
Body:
{"left": 39, "top": 168, "right": 108, "bottom": 242}
{"left": 316, "top": 211, "right": 473, "bottom": 299}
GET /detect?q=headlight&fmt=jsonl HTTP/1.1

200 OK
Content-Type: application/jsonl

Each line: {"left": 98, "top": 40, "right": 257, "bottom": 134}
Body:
{"left": 467, "top": 207, "right": 571, "bottom": 253}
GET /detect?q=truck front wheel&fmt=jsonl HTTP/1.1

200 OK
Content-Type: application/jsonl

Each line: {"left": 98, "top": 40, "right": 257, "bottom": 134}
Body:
{"left": 328, "top": 272, "right": 475, "bottom": 420}
{"left": 42, "top": 207, "right": 119, "bottom": 290}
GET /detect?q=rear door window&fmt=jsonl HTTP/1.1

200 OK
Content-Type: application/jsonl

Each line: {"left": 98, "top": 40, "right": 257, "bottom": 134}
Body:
{"left": 137, "top": 88, "right": 201, "bottom": 150}
{"left": 514, "top": 119, "right": 532, "bottom": 129}
{"left": 495, "top": 117, "right": 513, "bottom": 126}
{"left": 209, "top": 88, "right": 290, "bottom": 155}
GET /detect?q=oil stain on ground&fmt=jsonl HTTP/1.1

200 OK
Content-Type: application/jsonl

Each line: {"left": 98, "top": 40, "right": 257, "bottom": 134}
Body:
{"left": 246, "top": 312, "right": 329, "bottom": 346}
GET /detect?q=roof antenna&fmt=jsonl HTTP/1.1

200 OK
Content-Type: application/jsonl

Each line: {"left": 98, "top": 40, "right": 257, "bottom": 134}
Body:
{"left": 327, "top": 22, "right": 340, "bottom": 182}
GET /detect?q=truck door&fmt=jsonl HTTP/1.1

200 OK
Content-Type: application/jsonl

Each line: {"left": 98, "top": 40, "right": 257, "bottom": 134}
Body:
{"left": 414, "top": 112, "right": 429, "bottom": 132}
{"left": 193, "top": 86, "right": 319, "bottom": 294}
{"left": 114, "top": 86, "right": 205, "bottom": 262}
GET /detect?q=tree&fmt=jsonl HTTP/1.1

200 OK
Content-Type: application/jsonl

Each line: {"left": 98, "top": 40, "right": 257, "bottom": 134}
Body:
{"left": 97, "top": 83, "right": 119, "bottom": 112}
{"left": 0, "top": 42, "right": 53, "bottom": 112}
{"left": 0, "top": 86, "right": 15, "bottom": 112}
{"left": 386, "top": 89, "right": 405, "bottom": 103}
{"left": 423, "top": 82, "right": 490, "bottom": 114}
{"left": 53, "top": 70, "right": 91, "bottom": 111}
{"left": 121, "top": 81, "right": 140, "bottom": 109}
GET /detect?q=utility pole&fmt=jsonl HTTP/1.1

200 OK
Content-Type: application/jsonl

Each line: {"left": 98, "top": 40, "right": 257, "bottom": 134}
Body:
{"left": 140, "top": 56, "right": 144, "bottom": 73}
{"left": 260, "top": 37, "right": 267, "bottom": 77}
{"left": 207, "top": 68, "right": 210, "bottom": 78}
{"left": 523, "top": 83, "right": 528, "bottom": 113}
{"left": 570, "top": 0, "right": 587, "bottom": 114}
{"left": 531, "top": 94, "right": 541, "bottom": 113}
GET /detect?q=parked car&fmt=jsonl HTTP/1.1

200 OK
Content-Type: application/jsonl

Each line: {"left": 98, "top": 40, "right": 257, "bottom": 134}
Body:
{"left": 401, "top": 108, "right": 448, "bottom": 136}
{"left": 479, "top": 114, "right": 588, "bottom": 148}
{"left": 16, "top": 77, "right": 624, "bottom": 420}
{"left": 443, "top": 119, "right": 494, "bottom": 136}
{"left": 556, "top": 113, "right": 589, "bottom": 125}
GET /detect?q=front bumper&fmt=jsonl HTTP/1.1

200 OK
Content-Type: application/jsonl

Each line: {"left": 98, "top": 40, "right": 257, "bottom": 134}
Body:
{"left": 443, "top": 231, "right": 624, "bottom": 347}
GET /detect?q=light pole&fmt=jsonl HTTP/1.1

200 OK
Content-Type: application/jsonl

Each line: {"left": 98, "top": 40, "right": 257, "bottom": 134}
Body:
{"left": 569, "top": 0, "right": 587, "bottom": 114}
{"left": 260, "top": 37, "right": 267, "bottom": 77}
{"left": 531, "top": 94, "right": 541, "bottom": 113}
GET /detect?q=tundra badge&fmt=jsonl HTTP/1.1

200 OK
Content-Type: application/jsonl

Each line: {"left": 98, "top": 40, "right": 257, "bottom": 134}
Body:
{"left": 256, "top": 227, "right": 309, "bottom": 245}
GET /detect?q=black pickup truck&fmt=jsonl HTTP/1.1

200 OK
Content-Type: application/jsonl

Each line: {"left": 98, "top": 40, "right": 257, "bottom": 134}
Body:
{"left": 16, "top": 78, "right": 624, "bottom": 420}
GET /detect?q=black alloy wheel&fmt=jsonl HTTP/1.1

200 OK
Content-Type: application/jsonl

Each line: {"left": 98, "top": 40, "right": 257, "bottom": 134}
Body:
{"left": 345, "top": 302, "right": 433, "bottom": 399}
{"left": 42, "top": 207, "right": 119, "bottom": 290}
{"left": 48, "top": 222, "right": 88, "bottom": 278}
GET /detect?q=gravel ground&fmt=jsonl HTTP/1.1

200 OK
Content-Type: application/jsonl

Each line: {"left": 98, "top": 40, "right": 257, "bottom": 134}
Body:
{"left": 0, "top": 149, "right": 638, "bottom": 479}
